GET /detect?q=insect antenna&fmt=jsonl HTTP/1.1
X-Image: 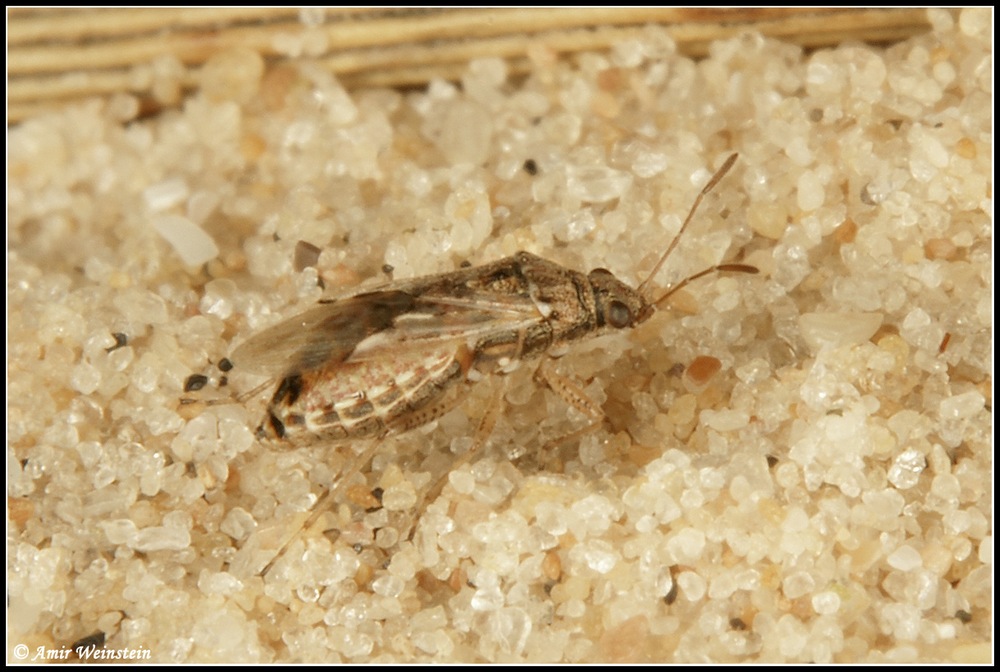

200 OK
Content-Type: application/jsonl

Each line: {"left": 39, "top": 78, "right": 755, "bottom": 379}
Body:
{"left": 652, "top": 263, "right": 758, "bottom": 310}
{"left": 637, "top": 152, "right": 739, "bottom": 300}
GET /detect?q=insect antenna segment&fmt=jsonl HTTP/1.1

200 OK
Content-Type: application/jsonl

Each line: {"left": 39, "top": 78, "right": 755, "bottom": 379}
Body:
{"left": 652, "top": 263, "right": 759, "bottom": 310}
{"left": 632, "top": 152, "right": 758, "bottom": 310}
{"left": 637, "top": 152, "right": 742, "bottom": 302}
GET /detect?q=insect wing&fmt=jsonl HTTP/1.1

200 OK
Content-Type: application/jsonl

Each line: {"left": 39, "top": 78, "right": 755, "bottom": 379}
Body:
{"left": 229, "top": 291, "right": 417, "bottom": 376}
{"left": 346, "top": 290, "right": 541, "bottom": 362}
{"left": 229, "top": 288, "right": 542, "bottom": 375}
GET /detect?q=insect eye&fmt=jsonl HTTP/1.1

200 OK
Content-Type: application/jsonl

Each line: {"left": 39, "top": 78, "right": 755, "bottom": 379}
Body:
{"left": 607, "top": 300, "right": 632, "bottom": 329}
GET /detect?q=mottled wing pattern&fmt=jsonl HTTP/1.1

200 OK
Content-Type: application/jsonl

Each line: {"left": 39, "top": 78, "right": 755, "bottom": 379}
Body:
{"left": 346, "top": 290, "right": 542, "bottom": 362}
{"left": 229, "top": 291, "right": 416, "bottom": 376}
{"left": 229, "top": 287, "right": 541, "bottom": 377}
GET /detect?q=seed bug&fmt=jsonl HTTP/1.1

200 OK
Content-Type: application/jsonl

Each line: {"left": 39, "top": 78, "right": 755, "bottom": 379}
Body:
{"left": 222, "top": 153, "right": 755, "bottom": 572}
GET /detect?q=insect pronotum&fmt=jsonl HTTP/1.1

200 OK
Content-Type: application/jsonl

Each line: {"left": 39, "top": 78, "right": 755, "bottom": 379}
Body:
{"left": 216, "top": 153, "right": 756, "bottom": 569}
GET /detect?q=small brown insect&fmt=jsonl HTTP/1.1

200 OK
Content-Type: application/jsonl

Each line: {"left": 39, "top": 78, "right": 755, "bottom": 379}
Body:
{"left": 229, "top": 153, "right": 755, "bottom": 451}
{"left": 221, "top": 154, "right": 756, "bottom": 571}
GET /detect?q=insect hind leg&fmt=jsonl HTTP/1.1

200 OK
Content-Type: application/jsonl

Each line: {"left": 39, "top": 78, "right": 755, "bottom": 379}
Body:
{"left": 404, "top": 376, "right": 510, "bottom": 542}
{"left": 256, "top": 435, "right": 385, "bottom": 577}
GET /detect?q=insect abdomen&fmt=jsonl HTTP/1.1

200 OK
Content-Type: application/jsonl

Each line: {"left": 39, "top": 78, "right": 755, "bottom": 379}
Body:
{"left": 262, "top": 347, "right": 470, "bottom": 445}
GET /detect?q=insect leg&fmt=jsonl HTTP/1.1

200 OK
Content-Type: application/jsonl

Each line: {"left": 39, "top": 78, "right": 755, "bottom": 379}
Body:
{"left": 386, "top": 384, "right": 468, "bottom": 435}
{"left": 263, "top": 378, "right": 475, "bottom": 573}
{"left": 404, "top": 376, "right": 511, "bottom": 542}
{"left": 259, "top": 436, "right": 384, "bottom": 577}
{"left": 533, "top": 358, "right": 605, "bottom": 453}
